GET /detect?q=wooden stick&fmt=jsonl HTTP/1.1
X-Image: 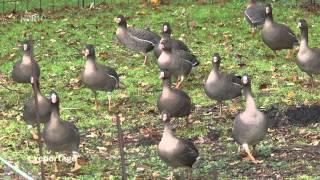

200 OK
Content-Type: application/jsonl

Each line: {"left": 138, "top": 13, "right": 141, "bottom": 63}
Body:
{"left": 115, "top": 114, "right": 127, "bottom": 180}
{"left": 31, "top": 35, "right": 45, "bottom": 180}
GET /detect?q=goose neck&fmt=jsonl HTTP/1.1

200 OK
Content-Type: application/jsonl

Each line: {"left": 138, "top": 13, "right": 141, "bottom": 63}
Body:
{"left": 22, "top": 54, "right": 32, "bottom": 64}
{"left": 162, "top": 123, "right": 175, "bottom": 139}
{"left": 244, "top": 86, "right": 257, "bottom": 112}
{"left": 162, "top": 32, "right": 171, "bottom": 39}
{"left": 86, "top": 57, "right": 97, "bottom": 70}
{"left": 162, "top": 79, "right": 171, "bottom": 91}
{"left": 300, "top": 28, "right": 309, "bottom": 49}
{"left": 49, "top": 103, "right": 61, "bottom": 126}
{"left": 265, "top": 14, "right": 273, "bottom": 22}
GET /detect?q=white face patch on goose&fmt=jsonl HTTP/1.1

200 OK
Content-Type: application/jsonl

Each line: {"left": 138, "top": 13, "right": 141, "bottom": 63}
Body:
{"left": 163, "top": 25, "right": 168, "bottom": 32}
{"left": 213, "top": 56, "right": 219, "bottom": 62}
{"left": 85, "top": 49, "right": 90, "bottom": 56}
{"left": 298, "top": 22, "right": 302, "bottom": 28}
{"left": 30, "top": 77, "right": 34, "bottom": 84}
{"left": 159, "top": 71, "right": 165, "bottom": 79}
{"left": 162, "top": 113, "right": 168, "bottom": 121}
{"left": 23, "top": 44, "right": 28, "bottom": 51}
{"left": 242, "top": 76, "right": 249, "bottom": 84}
{"left": 266, "top": 7, "right": 270, "bottom": 14}
{"left": 114, "top": 17, "right": 121, "bottom": 24}
{"left": 51, "top": 94, "right": 57, "bottom": 103}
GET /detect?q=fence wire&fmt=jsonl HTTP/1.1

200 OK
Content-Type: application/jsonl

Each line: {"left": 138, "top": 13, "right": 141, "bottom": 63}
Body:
{"left": 1, "top": 0, "right": 319, "bottom": 14}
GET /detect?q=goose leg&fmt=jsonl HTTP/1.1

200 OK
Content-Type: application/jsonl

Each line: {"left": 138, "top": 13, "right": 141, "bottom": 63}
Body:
{"left": 107, "top": 92, "right": 112, "bottom": 111}
{"left": 218, "top": 101, "right": 222, "bottom": 117}
{"left": 307, "top": 74, "right": 314, "bottom": 88}
{"left": 93, "top": 91, "right": 99, "bottom": 109}
{"left": 169, "top": 170, "right": 174, "bottom": 180}
{"left": 251, "top": 27, "right": 256, "bottom": 36}
{"left": 187, "top": 168, "right": 192, "bottom": 180}
{"left": 285, "top": 50, "right": 293, "bottom": 60}
{"left": 28, "top": 125, "right": 39, "bottom": 140}
{"left": 71, "top": 152, "right": 81, "bottom": 172}
{"left": 143, "top": 54, "right": 148, "bottom": 65}
{"left": 271, "top": 50, "right": 277, "bottom": 58}
{"left": 176, "top": 76, "right": 185, "bottom": 88}
{"left": 53, "top": 153, "right": 58, "bottom": 173}
{"left": 242, "top": 143, "right": 263, "bottom": 164}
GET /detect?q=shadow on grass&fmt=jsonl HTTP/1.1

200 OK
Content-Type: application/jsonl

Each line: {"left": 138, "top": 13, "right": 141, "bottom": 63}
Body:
{"left": 265, "top": 104, "right": 320, "bottom": 128}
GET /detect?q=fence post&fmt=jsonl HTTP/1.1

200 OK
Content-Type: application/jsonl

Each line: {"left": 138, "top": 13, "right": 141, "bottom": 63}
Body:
{"left": 26, "top": 0, "right": 29, "bottom": 11}
{"left": 39, "top": 0, "right": 42, "bottom": 12}
{"left": 52, "top": 0, "right": 55, "bottom": 11}
{"left": 82, "top": 0, "right": 85, "bottom": 8}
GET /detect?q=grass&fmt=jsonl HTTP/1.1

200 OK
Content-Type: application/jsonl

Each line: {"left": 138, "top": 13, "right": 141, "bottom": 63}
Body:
{"left": 1, "top": 0, "right": 320, "bottom": 179}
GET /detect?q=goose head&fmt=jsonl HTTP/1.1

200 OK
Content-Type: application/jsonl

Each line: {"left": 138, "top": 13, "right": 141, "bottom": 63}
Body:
{"left": 162, "top": 22, "right": 172, "bottom": 36}
{"left": 298, "top": 19, "right": 308, "bottom": 30}
{"left": 212, "top": 53, "right": 221, "bottom": 69}
{"left": 159, "top": 69, "right": 171, "bottom": 80}
{"left": 83, "top": 44, "right": 96, "bottom": 59}
{"left": 21, "top": 40, "right": 32, "bottom": 54}
{"left": 159, "top": 38, "right": 172, "bottom": 51}
{"left": 265, "top": 4, "right": 273, "bottom": 20}
{"left": 241, "top": 75, "right": 251, "bottom": 87}
{"left": 114, "top": 15, "right": 127, "bottom": 27}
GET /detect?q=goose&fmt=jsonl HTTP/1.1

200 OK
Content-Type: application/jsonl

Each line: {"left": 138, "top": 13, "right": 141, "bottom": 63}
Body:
{"left": 81, "top": 44, "right": 119, "bottom": 111}
{"left": 296, "top": 19, "right": 320, "bottom": 87}
{"left": 23, "top": 76, "right": 51, "bottom": 139}
{"left": 12, "top": 39, "right": 40, "bottom": 83}
{"left": 232, "top": 75, "right": 268, "bottom": 164}
{"left": 157, "top": 69, "right": 192, "bottom": 125}
{"left": 154, "top": 22, "right": 194, "bottom": 59}
{"left": 43, "top": 91, "right": 81, "bottom": 172}
{"left": 244, "top": 0, "right": 266, "bottom": 35}
{"left": 157, "top": 38, "right": 199, "bottom": 88}
{"left": 261, "top": 4, "right": 298, "bottom": 58}
{"left": 115, "top": 15, "right": 161, "bottom": 65}
{"left": 204, "top": 53, "right": 242, "bottom": 117}
{"left": 158, "top": 112, "right": 199, "bottom": 179}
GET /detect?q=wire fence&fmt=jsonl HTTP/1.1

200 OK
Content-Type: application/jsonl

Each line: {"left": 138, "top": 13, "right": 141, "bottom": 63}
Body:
{"left": 1, "top": 0, "right": 319, "bottom": 14}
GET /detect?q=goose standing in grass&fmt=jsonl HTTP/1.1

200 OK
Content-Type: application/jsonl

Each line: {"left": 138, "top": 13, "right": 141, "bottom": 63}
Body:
{"left": 81, "top": 44, "right": 119, "bottom": 111}
{"left": 296, "top": 19, "right": 320, "bottom": 87}
{"left": 43, "top": 91, "right": 81, "bottom": 172}
{"left": 154, "top": 22, "right": 194, "bottom": 59}
{"left": 261, "top": 3, "right": 298, "bottom": 59}
{"left": 115, "top": 15, "right": 161, "bottom": 65}
{"left": 157, "top": 38, "right": 199, "bottom": 88}
{"left": 23, "top": 76, "right": 51, "bottom": 139}
{"left": 204, "top": 53, "right": 242, "bottom": 117}
{"left": 158, "top": 112, "right": 199, "bottom": 180}
{"left": 244, "top": 0, "right": 266, "bottom": 35}
{"left": 157, "top": 69, "right": 192, "bottom": 125}
{"left": 232, "top": 75, "right": 268, "bottom": 164}
{"left": 12, "top": 39, "right": 40, "bottom": 83}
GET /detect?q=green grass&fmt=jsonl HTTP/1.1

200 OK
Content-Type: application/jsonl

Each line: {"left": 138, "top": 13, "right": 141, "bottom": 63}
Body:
{"left": 1, "top": 0, "right": 320, "bottom": 179}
